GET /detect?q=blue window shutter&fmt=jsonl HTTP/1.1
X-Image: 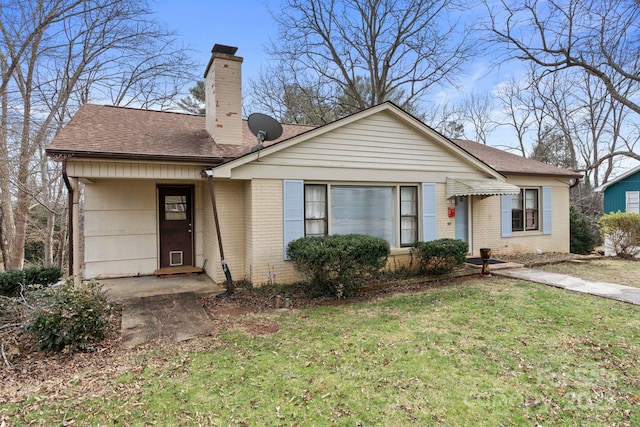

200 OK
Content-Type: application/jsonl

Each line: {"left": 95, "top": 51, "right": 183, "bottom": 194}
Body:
{"left": 283, "top": 180, "right": 304, "bottom": 259}
{"left": 501, "top": 194, "right": 512, "bottom": 238}
{"left": 422, "top": 183, "right": 437, "bottom": 242}
{"left": 542, "top": 186, "right": 552, "bottom": 235}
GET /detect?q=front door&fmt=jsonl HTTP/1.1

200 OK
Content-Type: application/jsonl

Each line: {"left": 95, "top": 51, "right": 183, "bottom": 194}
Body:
{"left": 455, "top": 196, "right": 470, "bottom": 248}
{"left": 158, "top": 185, "right": 194, "bottom": 268}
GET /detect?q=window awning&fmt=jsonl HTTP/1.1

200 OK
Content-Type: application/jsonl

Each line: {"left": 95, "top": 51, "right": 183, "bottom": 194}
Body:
{"left": 446, "top": 177, "right": 520, "bottom": 198}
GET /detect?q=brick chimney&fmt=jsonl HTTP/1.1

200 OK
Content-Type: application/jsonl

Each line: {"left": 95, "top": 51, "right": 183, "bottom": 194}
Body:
{"left": 204, "top": 44, "right": 243, "bottom": 145}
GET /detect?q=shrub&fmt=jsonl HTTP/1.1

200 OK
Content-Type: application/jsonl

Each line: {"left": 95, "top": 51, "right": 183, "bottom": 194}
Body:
{"left": 411, "top": 238, "right": 468, "bottom": 275}
{"left": 0, "top": 270, "right": 27, "bottom": 297}
{"left": 0, "top": 266, "right": 62, "bottom": 297}
{"left": 599, "top": 211, "right": 640, "bottom": 258}
{"left": 286, "top": 234, "right": 390, "bottom": 297}
{"left": 570, "top": 205, "right": 596, "bottom": 255}
{"left": 25, "top": 280, "right": 113, "bottom": 354}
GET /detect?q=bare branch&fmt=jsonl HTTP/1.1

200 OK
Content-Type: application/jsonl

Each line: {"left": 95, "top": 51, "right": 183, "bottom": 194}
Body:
{"left": 485, "top": 0, "right": 640, "bottom": 115}
{"left": 252, "top": 0, "right": 475, "bottom": 120}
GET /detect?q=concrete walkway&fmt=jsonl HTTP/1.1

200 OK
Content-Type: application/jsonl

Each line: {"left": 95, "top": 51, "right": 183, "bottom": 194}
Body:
{"left": 102, "top": 274, "right": 225, "bottom": 301}
{"left": 495, "top": 268, "right": 640, "bottom": 306}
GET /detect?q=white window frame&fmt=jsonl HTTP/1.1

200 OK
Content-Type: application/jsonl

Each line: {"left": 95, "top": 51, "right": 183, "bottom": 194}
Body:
{"left": 626, "top": 191, "right": 640, "bottom": 213}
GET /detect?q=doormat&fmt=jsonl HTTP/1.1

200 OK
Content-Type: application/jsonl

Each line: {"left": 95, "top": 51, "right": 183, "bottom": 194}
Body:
{"left": 465, "top": 257, "right": 506, "bottom": 266}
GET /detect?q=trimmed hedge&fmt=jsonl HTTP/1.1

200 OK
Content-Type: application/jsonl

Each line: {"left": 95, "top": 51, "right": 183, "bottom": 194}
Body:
{"left": 411, "top": 238, "right": 468, "bottom": 275}
{"left": 286, "top": 234, "right": 390, "bottom": 297}
{"left": 25, "top": 280, "right": 113, "bottom": 354}
{"left": 0, "top": 266, "right": 62, "bottom": 297}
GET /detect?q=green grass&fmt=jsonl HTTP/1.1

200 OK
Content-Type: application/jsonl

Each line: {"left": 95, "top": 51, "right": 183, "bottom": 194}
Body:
{"left": 4, "top": 277, "right": 640, "bottom": 426}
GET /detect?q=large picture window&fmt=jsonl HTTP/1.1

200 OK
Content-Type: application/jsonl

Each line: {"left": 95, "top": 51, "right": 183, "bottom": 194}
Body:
{"left": 512, "top": 189, "right": 539, "bottom": 231}
{"left": 301, "top": 183, "right": 424, "bottom": 246}
{"left": 332, "top": 186, "right": 396, "bottom": 244}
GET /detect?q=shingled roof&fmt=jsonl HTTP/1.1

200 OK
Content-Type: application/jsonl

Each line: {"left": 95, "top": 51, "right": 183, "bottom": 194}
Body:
{"left": 451, "top": 139, "right": 581, "bottom": 178}
{"left": 47, "top": 104, "right": 314, "bottom": 162}
{"left": 48, "top": 103, "right": 581, "bottom": 180}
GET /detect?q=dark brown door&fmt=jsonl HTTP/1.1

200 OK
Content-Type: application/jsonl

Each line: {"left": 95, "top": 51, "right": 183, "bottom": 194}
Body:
{"left": 158, "top": 186, "right": 194, "bottom": 268}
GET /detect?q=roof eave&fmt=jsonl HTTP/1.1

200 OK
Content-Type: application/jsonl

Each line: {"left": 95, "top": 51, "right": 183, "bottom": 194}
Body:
{"left": 502, "top": 171, "right": 583, "bottom": 179}
{"left": 46, "top": 149, "right": 228, "bottom": 164}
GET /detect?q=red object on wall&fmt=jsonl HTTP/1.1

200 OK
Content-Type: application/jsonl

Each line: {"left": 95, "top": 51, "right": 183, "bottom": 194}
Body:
{"left": 448, "top": 206, "right": 456, "bottom": 218}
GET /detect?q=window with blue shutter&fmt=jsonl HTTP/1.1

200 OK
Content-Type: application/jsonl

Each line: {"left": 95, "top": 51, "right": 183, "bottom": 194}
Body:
{"left": 422, "top": 183, "right": 437, "bottom": 242}
{"left": 501, "top": 194, "right": 512, "bottom": 237}
{"left": 283, "top": 180, "right": 304, "bottom": 259}
{"left": 542, "top": 186, "right": 552, "bottom": 235}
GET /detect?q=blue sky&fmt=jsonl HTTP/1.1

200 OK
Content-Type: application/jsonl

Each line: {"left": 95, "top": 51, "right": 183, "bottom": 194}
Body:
{"left": 154, "top": 0, "right": 279, "bottom": 83}
{"left": 152, "top": 0, "right": 508, "bottom": 104}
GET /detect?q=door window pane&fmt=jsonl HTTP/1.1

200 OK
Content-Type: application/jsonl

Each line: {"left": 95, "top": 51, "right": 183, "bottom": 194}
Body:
{"left": 165, "top": 195, "right": 187, "bottom": 220}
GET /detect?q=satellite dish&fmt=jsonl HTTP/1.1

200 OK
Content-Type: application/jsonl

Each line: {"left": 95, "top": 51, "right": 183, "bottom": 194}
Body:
{"left": 247, "top": 113, "right": 283, "bottom": 146}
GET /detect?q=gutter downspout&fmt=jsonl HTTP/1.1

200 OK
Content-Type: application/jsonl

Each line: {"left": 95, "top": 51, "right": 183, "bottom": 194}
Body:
{"left": 62, "top": 159, "right": 74, "bottom": 278}
{"left": 203, "top": 168, "right": 234, "bottom": 296}
{"left": 72, "top": 177, "right": 81, "bottom": 287}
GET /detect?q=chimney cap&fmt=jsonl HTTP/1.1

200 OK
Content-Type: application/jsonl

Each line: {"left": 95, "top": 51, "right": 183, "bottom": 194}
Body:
{"left": 212, "top": 44, "right": 238, "bottom": 56}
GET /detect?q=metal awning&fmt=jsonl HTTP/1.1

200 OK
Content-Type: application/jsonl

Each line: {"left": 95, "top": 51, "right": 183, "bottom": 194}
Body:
{"left": 446, "top": 177, "right": 520, "bottom": 198}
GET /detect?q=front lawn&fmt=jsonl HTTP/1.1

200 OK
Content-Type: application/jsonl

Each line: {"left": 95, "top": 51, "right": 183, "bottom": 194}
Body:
{"left": 2, "top": 277, "right": 639, "bottom": 425}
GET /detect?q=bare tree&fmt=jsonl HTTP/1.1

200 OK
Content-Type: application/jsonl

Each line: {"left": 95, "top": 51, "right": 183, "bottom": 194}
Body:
{"left": 486, "top": 0, "right": 640, "bottom": 120}
{"left": 495, "top": 77, "right": 532, "bottom": 156}
{"left": 493, "top": 64, "right": 639, "bottom": 193}
{"left": 254, "top": 0, "right": 474, "bottom": 121}
{"left": 0, "top": 0, "right": 196, "bottom": 269}
{"left": 460, "top": 91, "right": 497, "bottom": 145}
{"left": 421, "top": 102, "right": 464, "bottom": 139}
{"left": 247, "top": 62, "right": 338, "bottom": 125}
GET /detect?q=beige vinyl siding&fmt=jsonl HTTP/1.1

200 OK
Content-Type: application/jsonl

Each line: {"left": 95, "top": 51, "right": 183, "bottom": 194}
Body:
{"left": 67, "top": 159, "right": 205, "bottom": 180}
{"left": 83, "top": 179, "right": 204, "bottom": 279}
{"left": 229, "top": 111, "right": 488, "bottom": 182}
{"left": 83, "top": 181, "right": 156, "bottom": 278}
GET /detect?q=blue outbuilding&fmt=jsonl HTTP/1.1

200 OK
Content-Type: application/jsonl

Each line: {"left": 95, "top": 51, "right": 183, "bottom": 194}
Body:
{"left": 595, "top": 164, "right": 640, "bottom": 214}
